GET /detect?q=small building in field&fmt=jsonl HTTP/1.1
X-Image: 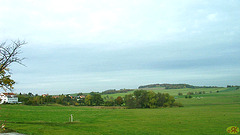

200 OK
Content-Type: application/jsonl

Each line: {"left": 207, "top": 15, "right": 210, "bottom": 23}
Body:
{"left": 0, "top": 93, "right": 18, "bottom": 104}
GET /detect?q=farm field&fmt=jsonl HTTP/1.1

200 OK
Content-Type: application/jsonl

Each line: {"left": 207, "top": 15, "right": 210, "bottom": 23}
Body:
{"left": 1, "top": 87, "right": 240, "bottom": 135}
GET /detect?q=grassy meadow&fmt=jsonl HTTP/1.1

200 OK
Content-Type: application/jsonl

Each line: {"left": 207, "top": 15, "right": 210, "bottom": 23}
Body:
{"left": 101, "top": 87, "right": 227, "bottom": 99}
{"left": 1, "top": 87, "right": 240, "bottom": 135}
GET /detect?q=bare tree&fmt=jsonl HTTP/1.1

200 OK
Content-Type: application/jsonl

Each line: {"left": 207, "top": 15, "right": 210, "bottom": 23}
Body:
{"left": 0, "top": 40, "right": 26, "bottom": 71}
{"left": 0, "top": 40, "right": 26, "bottom": 91}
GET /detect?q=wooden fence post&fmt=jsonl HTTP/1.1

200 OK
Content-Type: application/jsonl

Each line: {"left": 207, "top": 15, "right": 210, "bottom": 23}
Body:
{"left": 70, "top": 114, "right": 73, "bottom": 122}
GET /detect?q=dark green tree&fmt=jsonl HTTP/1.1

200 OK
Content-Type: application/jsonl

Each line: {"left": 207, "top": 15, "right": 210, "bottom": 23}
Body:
{"left": 134, "top": 90, "right": 149, "bottom": 108}
{"left": 124, "top": 94, "right": 136, "bottom": 109}
{"left": 156, "top": 93, "right": 166, "bottom": 107}
{"left": 92, "top": 93, "right": 104, "bottom": 106}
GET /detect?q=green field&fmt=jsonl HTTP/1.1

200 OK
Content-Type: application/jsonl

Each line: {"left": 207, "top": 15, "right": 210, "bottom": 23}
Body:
{"left": 1, "top": 87, "right": 240, "bottom": 135}
{"left": 101, "top": 87, "right": 227, "bottom": 99}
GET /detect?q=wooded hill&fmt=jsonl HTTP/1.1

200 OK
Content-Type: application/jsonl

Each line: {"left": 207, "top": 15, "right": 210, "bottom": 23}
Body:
{"left": 101, "top": 84, "right": 220, "bottom": 95}
{"left": 138, "top": 83, "right": 219, "bottom": 89}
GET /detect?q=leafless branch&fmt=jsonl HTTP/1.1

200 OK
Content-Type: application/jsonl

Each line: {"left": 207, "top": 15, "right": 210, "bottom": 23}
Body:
{"left": 0, "top": 40, "right": 27, "bottom": 72}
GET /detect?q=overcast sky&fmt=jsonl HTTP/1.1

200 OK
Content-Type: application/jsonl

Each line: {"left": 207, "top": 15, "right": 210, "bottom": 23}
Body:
{"left": 0, "top": 0, "right": 240, "bottom": 94}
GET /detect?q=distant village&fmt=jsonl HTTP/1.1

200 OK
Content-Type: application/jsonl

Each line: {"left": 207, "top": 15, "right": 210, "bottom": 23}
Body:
{"left": 0, "top": 88, "right": 133, "bottom": 105}
{"left": 0, "top": 92, "right": 86, "bottom": 104}
{"left": 0, "top": 93, "right": 19, "bottom": 104}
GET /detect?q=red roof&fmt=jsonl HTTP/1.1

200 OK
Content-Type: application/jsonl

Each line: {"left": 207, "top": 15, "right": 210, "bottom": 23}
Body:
{"left": 2, "top": 93, "right": 16, "bottom": 95}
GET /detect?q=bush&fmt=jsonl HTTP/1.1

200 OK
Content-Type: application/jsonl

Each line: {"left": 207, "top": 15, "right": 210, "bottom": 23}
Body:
{"left": 163, "top": 103, "right": 170, "bottom": 107}
{"left": 185, "top": 95, "right": 192, "bottom": 99}
{"left": 104, "top": 100, "right": 115, "bottom": 106}
{"left": 74, "top": 103, "right": 79, "bottom": 106}
{"left": 172, "top": 102, "right": 184, "bottom": 107}
{"left": 178, "top": 93, "right": 183, "bottom": 96}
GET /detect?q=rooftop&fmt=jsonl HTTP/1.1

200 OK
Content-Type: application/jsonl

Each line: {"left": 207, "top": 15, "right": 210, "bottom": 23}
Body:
{"left": 1, "top": 93, "right": 16, "bottom": 96}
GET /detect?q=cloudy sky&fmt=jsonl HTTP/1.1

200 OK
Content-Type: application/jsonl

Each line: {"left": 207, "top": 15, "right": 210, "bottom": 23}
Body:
{"left": 0, "top": 0, "right": 240, "bottom": 94}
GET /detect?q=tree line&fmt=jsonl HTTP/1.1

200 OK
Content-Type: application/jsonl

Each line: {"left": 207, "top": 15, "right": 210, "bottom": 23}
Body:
{"left": 138, "top": 83, "right": 220, "bottom": 89}
{"left": 124, "top": 90, "right": 183, "bottom": 108}
{"left": 101, "top": 89, "right": 134, "bottom": 94}
{"left": 17, "top": 90, "right": 183, "bottom": 108}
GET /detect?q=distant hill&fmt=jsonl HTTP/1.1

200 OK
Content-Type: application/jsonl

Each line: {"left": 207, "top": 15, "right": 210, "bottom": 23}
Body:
{"left": 138, "top": 83, "right": 219, "bottom": 89}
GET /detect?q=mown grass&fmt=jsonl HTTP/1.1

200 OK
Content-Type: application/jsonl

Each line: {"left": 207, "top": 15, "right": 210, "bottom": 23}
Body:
{"left": 1, "top": 87, "right": 240, "bottom": 135}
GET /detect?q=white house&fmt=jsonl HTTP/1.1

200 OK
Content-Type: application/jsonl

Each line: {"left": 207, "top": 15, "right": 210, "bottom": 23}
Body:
{"left": 0, "top": 93, "right": 18, "bottom": 104}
